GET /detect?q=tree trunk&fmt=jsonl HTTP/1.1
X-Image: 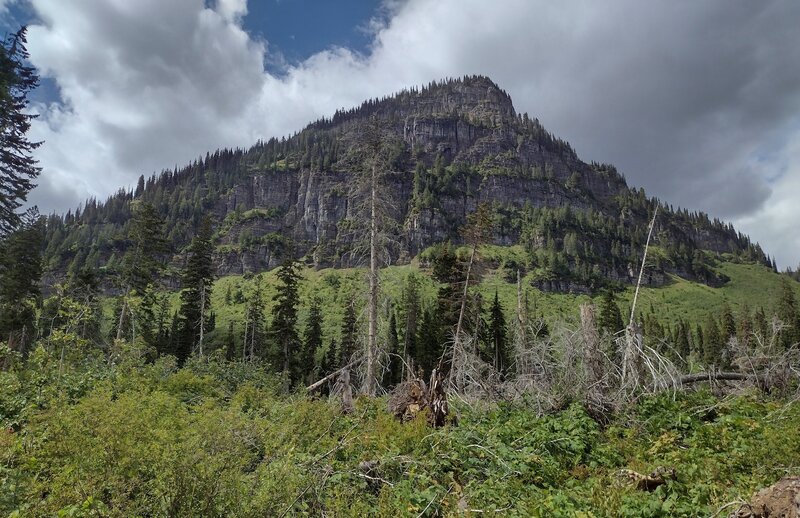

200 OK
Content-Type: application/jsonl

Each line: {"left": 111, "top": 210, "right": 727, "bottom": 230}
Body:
{"left": 454, "top": 242, "right": 478, "bottom": 346}
{"left": 629, "top": 208, "right": 658, "bottom": 327}
{"left": 198, "top": 284, "right": 205, "bottom": 357}
{"left": 516, "top": 269, "right": 526, "bottom": 347}
{"left": 243, "top": 313, "right": 249, "bottom": 361}
{"left": 116, "top": 290, "right": 128, "bottom": 341}
{"left": 366, "top": 162, "right": 378, "bottom": 396}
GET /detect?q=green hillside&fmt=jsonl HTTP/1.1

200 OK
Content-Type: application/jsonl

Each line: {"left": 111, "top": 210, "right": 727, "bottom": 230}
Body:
{"left": 113, "top": 248, "right": 797, "bottom": 370}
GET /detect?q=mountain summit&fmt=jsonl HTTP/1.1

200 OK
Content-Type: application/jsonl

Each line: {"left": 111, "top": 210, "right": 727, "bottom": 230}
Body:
{"left": 42, "top": 76, "right": 770, "bottom": 293}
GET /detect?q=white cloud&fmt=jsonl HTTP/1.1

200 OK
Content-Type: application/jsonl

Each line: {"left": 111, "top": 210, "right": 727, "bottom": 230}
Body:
{"left": 22, "top": 0, "right": 800, "bottom": 266}
{"left": 734, "top": 127, "right": 800, "bottom": 269}
{"left": 216, "top": 0, "right": 246, "bottom": 23}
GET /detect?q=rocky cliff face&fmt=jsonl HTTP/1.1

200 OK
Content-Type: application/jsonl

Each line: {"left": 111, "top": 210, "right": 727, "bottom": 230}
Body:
{"left": 44, "top": 76, "right": 768, "bottom": 293}
{"left": 202, "top": 76, "right": 749, "bottom": 291}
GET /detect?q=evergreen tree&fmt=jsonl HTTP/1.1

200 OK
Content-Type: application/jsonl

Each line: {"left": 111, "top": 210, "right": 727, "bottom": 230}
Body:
{"left": 488, "top": 290, "right": 510, "bottom": 373}
{"left": 736, "top": 303, "right": 752, "bottom": 349}
{"left": 338, "top": 297, "right": 358, "bottom": 368}
{"left": 0, "top": 210, "right": 43, "bottom": 354}
{"left": 122, "top": 201, "right": 169, "bottom": 293}
{"left": 598, "top": 289, "right": 624, "bottom": 337}
{"left": 243, "top": 275, "right": 267, "bottom": 361}
{"left": 302, "top": 296, "right": 324, "bottom": 382}
{"left": 399, "top": 273, "right": 420, "bottom": 379}
{"left": 775, "top": 278, "right": 799, "bottom": 349}
{"left": 674, "top": 320, "right": 690, "bottom": 364}
{"left": 385, "top": 309, "right": 401, "bottom": 386}
{"left": 431, "top": 243, "right": 462, "bottom": 330}
{"left": 703, "top": 315, "right": 722, "bottom": 367}
{"left": 720, "top": 303, "right": 736, "bottom": 344}
{"left": 322, "top": 338, "right": 338, "bottom": 376}
{"left": 753, "top": 306, "right": 769, "bottom": 344}
{"left": 416, "top": 305, "right": 444, "bottom": 377}
{"left": 176, "top": 217, "right": 215, "bottom": 362}
{"left": 225, "top": 320, "right": 236, "bottom": 361}
{"left": 694, "top": 323, "right": 705, "bottom": 359}
{"left": 270, "top": 259, "right": 302, "bottom": 384}
{"left": 0, "top": 28, "right": 41, "bottom": 236}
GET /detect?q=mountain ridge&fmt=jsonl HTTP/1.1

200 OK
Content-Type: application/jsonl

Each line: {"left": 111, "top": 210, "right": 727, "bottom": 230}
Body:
{"left": 40, "top": 75, "right": 772, "bottom": 293}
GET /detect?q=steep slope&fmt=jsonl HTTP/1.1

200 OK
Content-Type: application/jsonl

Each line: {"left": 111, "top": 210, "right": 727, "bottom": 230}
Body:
{"left": 42, "top": 76, "right": 771, "bottom": 293}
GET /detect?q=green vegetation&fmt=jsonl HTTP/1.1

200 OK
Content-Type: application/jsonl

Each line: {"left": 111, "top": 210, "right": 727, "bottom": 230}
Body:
{"left": 1, "top": 344, "right": 799, "bottom": 516}
{"left": 92, "top": 248, "right": 797, "bottom": 378}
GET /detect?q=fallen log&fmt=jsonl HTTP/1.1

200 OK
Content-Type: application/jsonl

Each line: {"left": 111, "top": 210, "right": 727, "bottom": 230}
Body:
{"left": 678, "top": 371, "right": 749, "bottom": 385}
{"left": 306, "top": 360, "right": 359, "bottom": 392}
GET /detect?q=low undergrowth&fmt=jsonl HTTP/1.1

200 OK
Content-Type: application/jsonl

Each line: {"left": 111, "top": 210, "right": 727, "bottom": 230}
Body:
{"left": 1, "top": 345, "right": 799, "bottom": 517}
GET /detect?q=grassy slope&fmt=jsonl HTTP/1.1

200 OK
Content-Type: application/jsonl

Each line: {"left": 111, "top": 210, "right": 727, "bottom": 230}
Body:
{"left": 100, "top": 247, "right": 798, "bottom": 356}
{"left": 198, "top": 250, "right": 798, "bottom": 354}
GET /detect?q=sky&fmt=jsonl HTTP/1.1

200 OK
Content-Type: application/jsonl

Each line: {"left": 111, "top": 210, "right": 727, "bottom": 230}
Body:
{"left": 1, "top": 0, "right": 799, "bottom": 268}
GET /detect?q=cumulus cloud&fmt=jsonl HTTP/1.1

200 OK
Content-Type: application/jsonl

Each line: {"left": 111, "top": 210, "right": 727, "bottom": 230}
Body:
{"left": 22, "top": 0, "right": 800, "bottom": 266}
{"left": 26, "top": 0, "right": 266, "bottom": 200}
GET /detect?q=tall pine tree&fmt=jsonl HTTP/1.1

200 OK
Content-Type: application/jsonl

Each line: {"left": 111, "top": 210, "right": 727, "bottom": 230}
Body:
{"left": 776, "top": 278, "right": 799, "bottom": 349}
{"left": 338, "top": 296, "right": 358, "bottom": 368}
{"left": 0, "top": 28, "right": 41, "bottom": 236}
{"left": 176, "top": 217, "right": 215, "bottom": 362}
{"left": 0, "top": 209, "right": 43, "bottom": 354}
{"left": 302, "top": 296, "right": 324, "bottom": 382}
{"left": 598, "top": 289, "right": 624, "bottom": 337}
{"left": 270, "top": 259, "right": 302, "bottom": 384}
{"left": 488, "top": 291, "right": 510, "bottom": 374}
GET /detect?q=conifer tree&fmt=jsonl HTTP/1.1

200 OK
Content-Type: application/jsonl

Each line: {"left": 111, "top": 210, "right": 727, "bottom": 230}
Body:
{"left": 243, "top": 275, "right": 266, "bottom": 361}
{"left": 736, "top": 303, "right": 752, "bottom": 349}
{"left": 322, "top": 338, "right": 338, "bottom": 376}
{"left": 694, "top": 323, "right": 705, "bottom": 359}
{"left": 0, "top": 28, "right": 41, "bottom": 236}
{"left": 302, "top": 296, "right": 324, "bottom": 381}
{"left": 270, "top": 259, "right": 301, "bottom": 383}
{"left": 598, "top": 289, "right": 624, "bottom": 337}
{"left": 176, "top": 217, "right": 215, "bottom": 362}
{"left": 225, "top": 320, "right": 236, "bottom": 361}
{"left": 399, "top": 273, "right": 420, "bottom": 379}
{"left": 775, "top": 278, "right": 799, "bottom": 349}
{"left": 417, "top": 305, "right": 444, "bottom": 377}
{"left": 720, "top": 303, "right": 736, "bottom": 344}
{"left": 114, "top": 201, "right": 169, "bottom": 344}
{"left": 385, "top": 309, "right": 401, "bottom": 386}
{"left": 753, "top": 306, "right": 769, "bottom": 343}
{"left": 675, "top": 320, "right": 691, "bottom": 364}
{"left": 338, "top": 297, "right": 358, "bottom": 368}
{"left": 703, "top": 315, "right": 722, "bottom": 367}
{"left": 122, "top": 201, "right": 169, "bottom": 293}
{"left": 0, "top": 209, "right": 43, "bottom": 354}
{"left": 488, "top": 290, "right": 509, "bottom": 373}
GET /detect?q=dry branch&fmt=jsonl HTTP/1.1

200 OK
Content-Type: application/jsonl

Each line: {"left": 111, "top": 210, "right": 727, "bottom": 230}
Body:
{"left": 306, "top": 359, "right": 359, "bottom": 392}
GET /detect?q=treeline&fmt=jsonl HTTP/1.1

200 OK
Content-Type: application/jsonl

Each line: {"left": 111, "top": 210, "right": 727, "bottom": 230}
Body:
{"left": 2, "top": 206, "right": 800, "bottom": 396}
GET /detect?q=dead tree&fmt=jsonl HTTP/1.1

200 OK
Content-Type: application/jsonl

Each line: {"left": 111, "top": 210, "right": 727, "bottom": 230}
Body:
{"left": 448, "top": 203, "right": 493, "bottom": 393}
{"left": 622, "top": 207, "right": 658, "bottom": 394}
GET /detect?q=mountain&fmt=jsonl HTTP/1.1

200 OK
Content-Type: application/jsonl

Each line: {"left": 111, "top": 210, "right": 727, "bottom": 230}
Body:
{"left": 41, "top": 75, "right": 771, "bottom": 293}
